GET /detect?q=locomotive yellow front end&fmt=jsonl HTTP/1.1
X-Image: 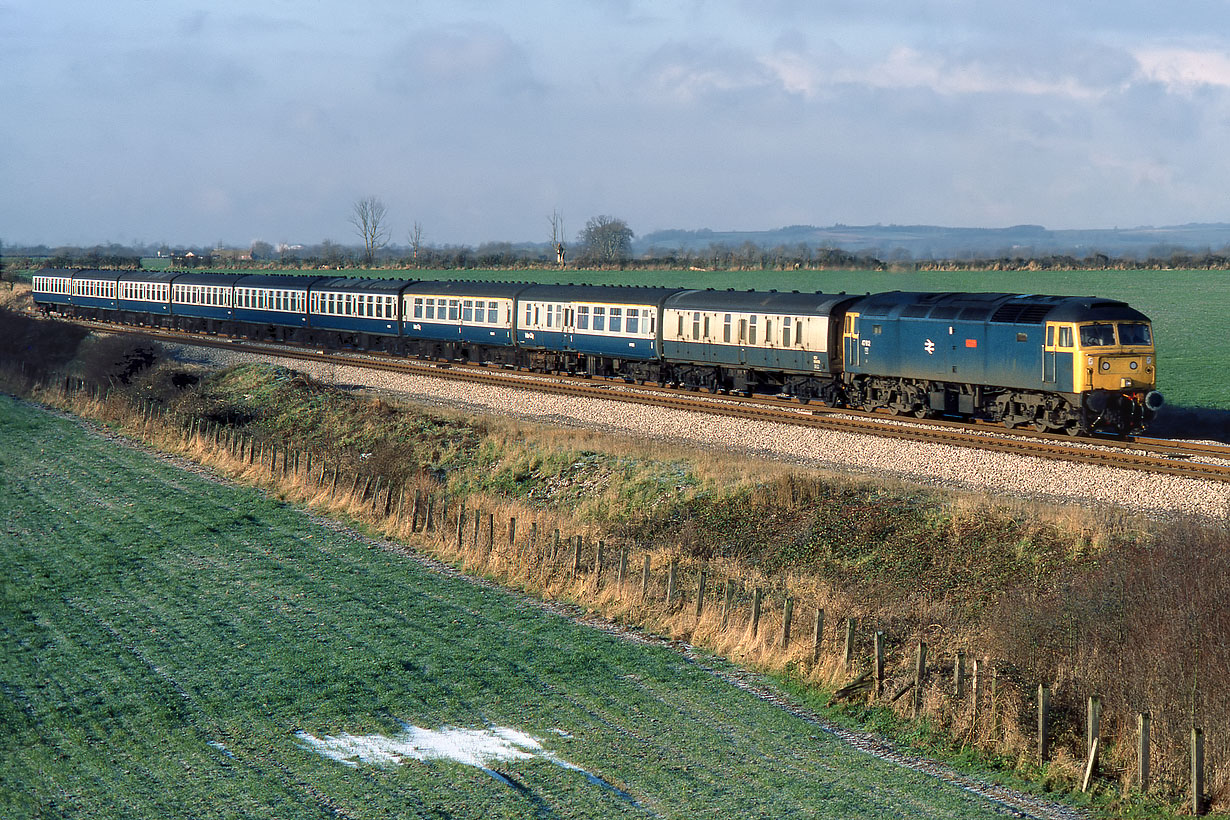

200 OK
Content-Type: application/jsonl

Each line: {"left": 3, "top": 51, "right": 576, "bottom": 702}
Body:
{"left": 1065, "top": 318, "right": 1163, "bottom": 433}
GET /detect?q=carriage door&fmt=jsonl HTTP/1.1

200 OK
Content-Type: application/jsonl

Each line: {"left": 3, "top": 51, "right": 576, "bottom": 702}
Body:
{"left": 843, "top": 313, "right": 861, "bottom": 368}
{"left": 1042, "top": 323, "right": 1058, "bottom": 383}
{"left": 563, "top": 304, "right": 575, "bottom": 351}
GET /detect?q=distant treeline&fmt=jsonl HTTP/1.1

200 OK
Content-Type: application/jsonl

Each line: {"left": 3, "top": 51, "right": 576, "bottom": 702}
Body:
{"left": 6, "top": 240, "right": 1230, "bottom": 273}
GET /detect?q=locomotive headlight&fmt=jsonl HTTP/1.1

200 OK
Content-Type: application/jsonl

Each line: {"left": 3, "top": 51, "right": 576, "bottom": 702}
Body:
{"left": 1129, "top": 361, "right": 1138, "bottom": 370}
{"left": 1100, "top": 360, "right": 1110, "bottom": 371}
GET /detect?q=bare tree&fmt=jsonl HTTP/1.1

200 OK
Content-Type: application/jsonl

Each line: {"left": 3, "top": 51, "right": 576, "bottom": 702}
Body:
{"left": 548, "top": 210, "right": 566, "bottom": 265}
{"left": 579, "top": 215, "right": 633, "bottom": 263}
{"left": 350, "top": 196, "right": 389, "bottom": 267}
{"left": 408, "top": 221, "right": 424, "bottom": 266}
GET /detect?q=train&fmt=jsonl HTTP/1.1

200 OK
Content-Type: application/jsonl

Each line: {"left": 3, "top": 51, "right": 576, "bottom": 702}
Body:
{"left": 30, "top": 269, "right": 1164, "bottom": 435}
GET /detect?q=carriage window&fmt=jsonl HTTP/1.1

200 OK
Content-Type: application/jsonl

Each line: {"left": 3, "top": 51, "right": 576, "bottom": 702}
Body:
{"left": 488, "top": 302, "right": 499, "bottom": 324}
{"left": 546, "top": 305, "right": 553, "bottom": 328}
{"left": 448, "top": 299, "right": 459, "bottom": 321}
{"left": 626, "top": 310, "right": 638, "bottom": 334}
{"left": 703, "top": 315, "right": 710, "bottom": 339}
{"left": 739, "top": 318, "right": 748, "bottom": 343}
{"left": 677, "top": 314, "right": 684, "bottom": 338}
{"left": 724, "top": 314, "right": 732, "bottom": 343}
{"left": 524, "top": 304, "right": 532, "bottom": 325}
{"left": 765, "top": 319, "right": 773, "bottom": 344}
{"left": 593, "top": 306, "right": 605, "bottom": 332}
{"left": 462, "top": 299, "right": 474, "bottom": 322}
{"left": 749, "top": 315, "right": 758, "bottom": 345}
{"left": 578, "top": 306, "right": 590, "bottom": 330}
{"left": 692, "top": 312, "right": 701, "bottom": 339}
{"left": 782, "top": 319, "right": 791, "bottom": 348}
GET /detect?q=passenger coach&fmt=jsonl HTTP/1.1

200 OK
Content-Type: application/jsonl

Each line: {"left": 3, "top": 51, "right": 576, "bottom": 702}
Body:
{"left": 662, "top": 289, "right": 858, "bottom": 399}
{"left": 515, "top": 284, "right": 679, "bottom": 381}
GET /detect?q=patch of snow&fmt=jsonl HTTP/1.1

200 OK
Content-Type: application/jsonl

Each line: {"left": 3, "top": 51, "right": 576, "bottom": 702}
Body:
{"left": 295, "top": 723, "right": 639, "bottom": 805}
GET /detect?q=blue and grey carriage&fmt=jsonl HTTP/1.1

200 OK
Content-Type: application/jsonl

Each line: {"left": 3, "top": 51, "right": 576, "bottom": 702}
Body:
{"left": 401, "top": 280, "right": 525, "bottom": 364}
{"left": 308, "top": 276, "right": 411, "bottom": 350}
{"left": 169, "top": 272, "right": 242, "bottom": 333}
{"left": 513, "top": 284, "right": 682, "bottom": 379}
{"left": 30, "top": 269, "right": 75, "bottom": 311}
{"left": 116, "top": 271, "right": 179, "bottom": 324}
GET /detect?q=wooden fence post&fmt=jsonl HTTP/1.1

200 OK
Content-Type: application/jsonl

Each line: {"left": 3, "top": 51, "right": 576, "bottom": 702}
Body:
{"left": 1138, "top": 711, "right": 1150, "bottom": 792}
{"left": 486, "top": 513, "right": 494, "bottom": 552}
{"left": 410, "top": 491, "right": 422, "bottom": 531}
{"left": 640, "top": 555, "right": 651, "bottom": 600}
{"left": 1086, "top": 695, "right": 1101, "bottom": 763}
{"left": 456, "top": 504, "right": 466, "bottom": 549}
{"left": 750, "top": 588, "right": 762, "bottom": 638}
{"left": 1192, "top": 727, "right": 1205, "bottom": 816}
{"left": 912, "top": 641, "right": 928, "bottom": 718}
{"left": 780, "top": 596, "right": 793, "bottom": 649}
{"left": 617, "top": 546, "right": 628, "bottom": 585}
{"left": 509, "top": 517, "right": 517, "bottom": 547}
{"left": 695, "top": 569, "right": 707, "bottom": 617}
{"left": 573, "top": 536, "right": 583, "bottom": 577}
{"left": 666, "top": 560, "right": 677, "bottom": 605}
{"left": 954, "top": 650, "right": 965, "bottom": 698}
{"left": 874, "top": 631, "right": 885, "bottom": 696}
{"left": 812, "top": 608, "right": 825, "bottom": 664}
{"left": 553, "top": 529, "right": 561, "bottom": 561}
{"left": 595, "top": 541, "right": 604, "bottom": 587}
{"left": 843, "top": 617, "right": 857, "bottom": 667}
{"left": 1081, "top": 737, "right": 1100, "bottom": 793}
{"left": 424, "top": 495, "right": 434, "bottom": 531}
{"left": 473, "top": 509, "right": 481, "bottom": 547}
{"left": 722, "top": 580, "right": 735, "bottom": 629}
{"left": 1038, "top": 684, "right": 1050, "bottom": 763}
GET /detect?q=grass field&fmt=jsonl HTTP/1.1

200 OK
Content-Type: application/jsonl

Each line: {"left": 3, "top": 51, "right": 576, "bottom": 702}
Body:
{"left": 0, "top": 393, "right": 1033, "bottom": 819}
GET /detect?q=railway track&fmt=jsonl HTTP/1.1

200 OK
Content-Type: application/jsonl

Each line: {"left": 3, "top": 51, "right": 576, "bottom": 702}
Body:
{"left": 84, "top": 319, "right": 1230, "bottom": 484}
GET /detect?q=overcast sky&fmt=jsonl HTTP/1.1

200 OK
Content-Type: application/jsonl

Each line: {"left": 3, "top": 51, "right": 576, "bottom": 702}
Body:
{"left": 5, "top": 1, "right": 1230, "bottom": 249}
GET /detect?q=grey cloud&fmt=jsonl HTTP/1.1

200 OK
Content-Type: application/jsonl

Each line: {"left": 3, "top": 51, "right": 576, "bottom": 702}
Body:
{"left": 384, "top": 23, "right": 546, "bottom": 101}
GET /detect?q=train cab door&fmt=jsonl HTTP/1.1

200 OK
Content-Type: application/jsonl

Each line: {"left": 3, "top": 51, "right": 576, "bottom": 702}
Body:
{"left": 1042, "top": 323, "right": 1058, "bottom": 384}
{"left": 843, "top": 313, "right": 861, "bottom": 368}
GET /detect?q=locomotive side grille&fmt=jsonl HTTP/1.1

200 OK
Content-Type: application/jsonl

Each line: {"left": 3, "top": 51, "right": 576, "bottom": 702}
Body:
{"left": 990, "top": 303, "right": 1051, "bottom": 324}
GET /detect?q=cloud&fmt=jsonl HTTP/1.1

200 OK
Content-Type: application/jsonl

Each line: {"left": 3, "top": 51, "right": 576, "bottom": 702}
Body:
{"left": 385, "top": 23, "right": 545, "bottom": 100}
{"left": 1133, "top": 47, "right": 1230, "bottom": 91}
{"left": 761, "top": 43, "right": 1123, "bottom": 101}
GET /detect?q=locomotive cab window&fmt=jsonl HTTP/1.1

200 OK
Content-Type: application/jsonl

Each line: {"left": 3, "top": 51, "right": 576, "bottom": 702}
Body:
{"left": 872, "top": 324, "right": 882, "bottom": 335}
{"left": 1017, "top": 333, "right": 1028, "bottom": 342}
{"left": 1058, "top": 326, "right": 1074, "bottom": 347}
{"left": 1080, "top": 323, "right": 1115, "bottom": 347}
{"left": 1118, "top": 323, "right": 1151, "bottom": 346}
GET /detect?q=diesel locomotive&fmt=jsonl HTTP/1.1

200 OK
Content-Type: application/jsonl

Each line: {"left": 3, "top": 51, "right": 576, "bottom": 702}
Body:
{"left": 31, "top": 269, "right": 1163, "bottom": 435}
